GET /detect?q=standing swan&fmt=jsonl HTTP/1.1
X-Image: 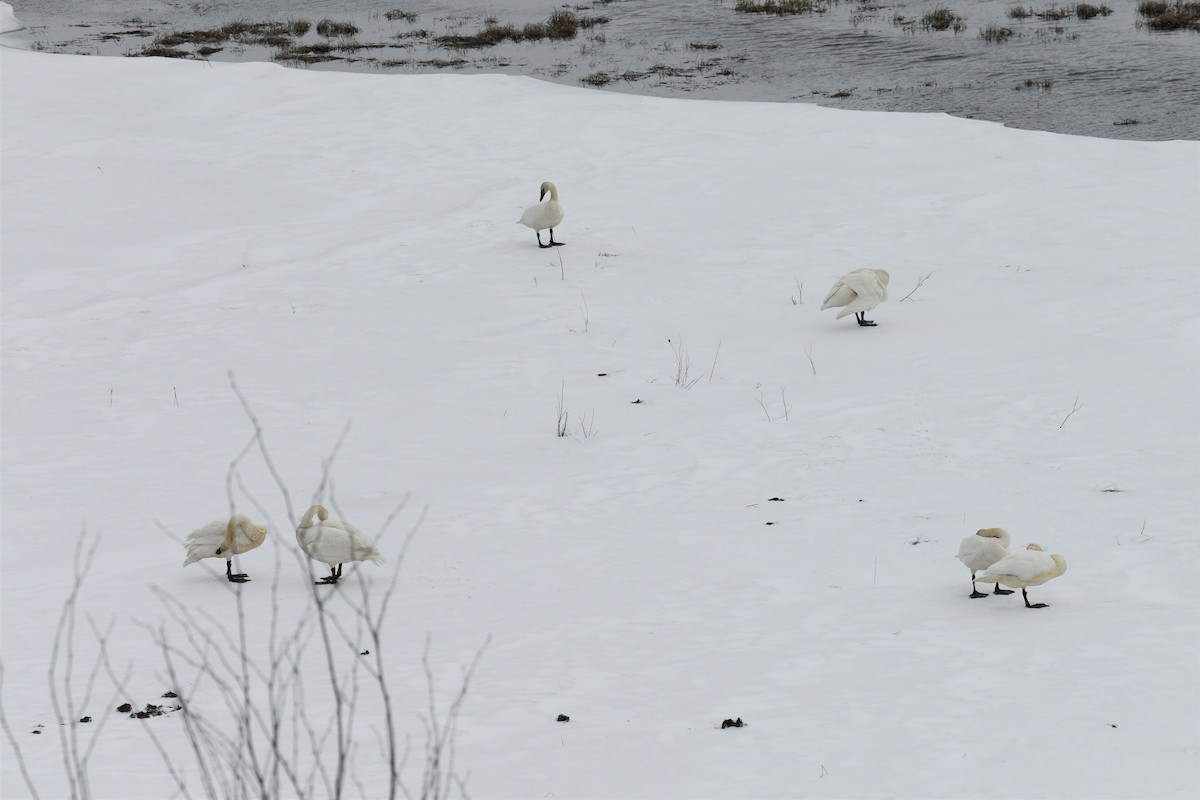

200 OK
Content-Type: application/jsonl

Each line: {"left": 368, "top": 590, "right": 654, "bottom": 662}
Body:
{"left": 974, "top": 544, "right": 1067, "bottom": 609}
{"left": 296, "top": 505, "right": 386, "bottom": 585}
{"left": 956, "top": 528, "right": 1015, "bottom": 598}
{"left": 821, "top": 268, "right": 890, "bottom": 326}
{"left": 182, "top": 515, "right": 267, "bottom": 583}
{"left": 517, "top": 181, "right": 565, "bottom": 248}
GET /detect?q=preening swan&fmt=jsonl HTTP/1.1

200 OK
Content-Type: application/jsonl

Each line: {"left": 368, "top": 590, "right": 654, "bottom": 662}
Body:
{"left": 517, "top": 181, "right": 565, "bottom": 248}
{"left": 182, "top": 515, "right": 267, "bottom": 583}
{"left": 956, "top": 528, "right": 1015, "bottom": 598}
{"left": 974, "top": 543, "right": 1067, "bottom": 609}
{"left": 821, "top": 268, "right": 890, "bottom": 327}
{"left": 296, "top": 505, "right": 386, "bottom": 585}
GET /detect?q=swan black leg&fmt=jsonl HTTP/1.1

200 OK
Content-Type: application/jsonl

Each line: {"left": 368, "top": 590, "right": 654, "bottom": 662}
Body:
{"left": 993, "top": 583, "right": 1014, "bottom": 595}
{"left": 856, "top": 312, "right": 877, "bottom": 327}
{"left": 969, "top": 574, "right": 988, "bottom": 599}
{"left": 316, "top": 564, "right": 344, "bottom": 585}
{"left": 1023, "top": 588, "right": 1048, "bottom": 609}
{"left": 537, "top": 231, "right": 551, "bottom": 249}
{"left": 549, "top": 228, "right": 564, "bottom": 247}
{"left": 225, "top": 560, "right": 250, "bottom": 583}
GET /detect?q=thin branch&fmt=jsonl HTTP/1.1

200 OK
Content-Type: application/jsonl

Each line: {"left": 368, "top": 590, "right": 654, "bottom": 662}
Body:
{"left": 1058, "top": 391, "right": 1084, "bottom": 429}
{"left": 708, "top": 340, "right": 722, "bottom": 382}
{"left": 0, "top": 663, "right": 42, "bottom": 799}
{"left": 898, "top": 270, "right": 933, "bottom": 302}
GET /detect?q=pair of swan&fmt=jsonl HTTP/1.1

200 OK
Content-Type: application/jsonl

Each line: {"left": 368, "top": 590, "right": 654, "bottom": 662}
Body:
{"left": 182, "top": 506, "right": 385, "bottom": 585}
{"left": 957, "top": 528, "right": 1067, "bottom": 609}
{"left": 517, "top": 181, "right": 565, "bottom": 248}
{"left": 821, "top": 268, "right": 890, "bottom": 327}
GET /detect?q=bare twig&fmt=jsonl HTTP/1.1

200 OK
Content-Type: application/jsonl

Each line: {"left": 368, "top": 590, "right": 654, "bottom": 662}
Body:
{"left": 1058, "top": 391, "right": 1084, "bottom": 429}
{"left": 756, "top": 389, "right": 772, "bottom": 422}
{"left": 708, "top": 340, "right": 722, "bottom": 382}
{"left": 898, "top": 271, "right": 933, "bottom": 302}
{"left": 804, "top": 344, "right": 816, "bottom": 375}
{"left": 0, "top": 663, "right": 43, "bottom": 799}
{"left": 556, "top": 379, "right": 569, "bottom": 437}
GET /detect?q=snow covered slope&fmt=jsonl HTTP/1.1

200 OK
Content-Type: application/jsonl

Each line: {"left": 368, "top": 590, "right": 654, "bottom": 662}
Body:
{"left": 2, "top": 46, "right": 1198, "bottom": 799}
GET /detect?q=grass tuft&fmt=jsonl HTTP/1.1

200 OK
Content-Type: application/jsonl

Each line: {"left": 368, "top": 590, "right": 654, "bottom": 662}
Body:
{"left": 1136, "top": 0, "right": 1200, "bottom": 29}
{"left": 981, "top": 24, "right": 1016, "bottom": 41}
{"left": 315, "top": 19, "right": 360, "bottom": 37}
{"left": 734, "top": 0, "right": 823, "bottom": 14}
{"left": 922, "top": 6, "right": 967, "bottom": 31}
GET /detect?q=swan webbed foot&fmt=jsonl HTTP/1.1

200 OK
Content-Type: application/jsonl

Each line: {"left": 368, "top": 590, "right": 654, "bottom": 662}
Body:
{"left": 855, "top": 313, "right": 877, "bottom": 327}
{"left": 969, "top": 590, "right": 988, "bottom": 599}
{"left": 225, "top": 562, "right": 249, "bottom": 582}
{"left": 993, "top": 586, "right": 1015, "bottom": 595}
{"left": 1022, "top": 589, "right": 1048, "bottom": 608}
{"left": 316, "top": 564, "right": 344, "bottom": 585}
{"left": 538, "top": 242, "right": 553, "bottom": 249}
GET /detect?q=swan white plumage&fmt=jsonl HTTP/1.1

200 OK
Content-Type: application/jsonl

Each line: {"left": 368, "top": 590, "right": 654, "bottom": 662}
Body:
{"left": 296, "top": 505, "right": 386, "bottom": 585}
{"left": 182, "top": 514, "right": 267, "bottom": 583}
{"left": 517, "top": 181, "right": 565, "bottom": 248}
{"left": 974, "top": 543, "right": 1067, "bottom": 609}
{"left": 956, "top": 528, "right": 1015, "bottom": 598}
{"left": 821, "top": 268, "right": 890, "bottom": 326}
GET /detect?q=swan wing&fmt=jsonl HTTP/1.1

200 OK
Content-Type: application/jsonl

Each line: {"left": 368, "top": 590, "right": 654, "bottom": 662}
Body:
{"left": 183, "top": 520, "right": 227, "bottom": 566}
{"left": 303, "top": 521, "right": 386, "bottom": 566}
{"left": 978, "top": 550, "right": 1052, "bottom": 583}
{"left": 518, "top": 201, "right": 564, "bottom": 231}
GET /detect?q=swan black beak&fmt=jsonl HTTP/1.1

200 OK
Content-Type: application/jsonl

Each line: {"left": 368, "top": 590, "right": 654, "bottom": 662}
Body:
{"left": 539, "top": 188, "right": 548, "bottom": 201}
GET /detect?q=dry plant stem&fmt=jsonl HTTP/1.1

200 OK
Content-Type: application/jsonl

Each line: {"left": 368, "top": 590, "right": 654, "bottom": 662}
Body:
{"left": 708, "top": 340, "right": 722, "bottom": 382}
{"left": 419, "top": 636, "right": 490, "bottom": 800}
{"left": 899, "top": 270, "right": 933, "bottom": 302}
{"left": 805, "top": 344, "right": 816, "bottom": 375}
{"left": 228, "top": 370, "right": 298, "bottom": 529}
{"left": 0, "top": 665, "right": 43, "bottom": 799}
{"left": 556, "top": 379, "right": 569, "bottom": 437}
{"left": 1058, "top": 391, "right": 1084, "bottom": 428}
{"left": 47, "top": 528, "right": 104, "bottom": 800}
{"left": 89, "top": 617, "right": 193, "bottom": 800}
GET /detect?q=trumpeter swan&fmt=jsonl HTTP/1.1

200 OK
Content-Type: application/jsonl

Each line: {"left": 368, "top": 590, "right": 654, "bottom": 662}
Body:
{"left": 296, "top": 505, "right": 386, "bottom": 585}
{"left": 974, "top": 543, "right": 1067, "bottom": 609}
{"left": 821, "top": 269, "right": 890, "bottom": 326}
{"left": 517, "top": 181, "right": 565, "bottom": 248}
{"left": 182, "top": 515, "right": 267, "bottom": 583}
{"left": 956, "top": 528, "right": 1015, "bottom": 598}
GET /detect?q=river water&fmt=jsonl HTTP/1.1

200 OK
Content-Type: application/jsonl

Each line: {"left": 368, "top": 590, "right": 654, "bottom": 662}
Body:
{"left": 5, "top": 0, "right": 1199, "bottom": 140}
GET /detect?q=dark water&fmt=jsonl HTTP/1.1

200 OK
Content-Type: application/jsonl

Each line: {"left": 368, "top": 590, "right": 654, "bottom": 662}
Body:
{"left": 5, "top": 0, "right": 1198, "bottom": 140}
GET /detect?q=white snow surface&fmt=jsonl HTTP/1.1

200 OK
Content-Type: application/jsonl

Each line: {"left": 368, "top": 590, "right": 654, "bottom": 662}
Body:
{"left": 1, "top": 46, "right": 1199, "bottom": 799}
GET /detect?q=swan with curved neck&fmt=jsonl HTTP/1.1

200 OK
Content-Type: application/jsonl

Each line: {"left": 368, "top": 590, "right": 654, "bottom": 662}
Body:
{"left": 956, "top": 527, "right": 1015, "bottom": 598}
{"left": 974, "top": 543, "right": 1068, "bottom": 609}
{"left": 821, "top": 268, "right": 890, "bottom": 327}
{"left": 182, "top": 514, "right": 268, "bottom": 583}
{"left": 517, "top": 181, "right": 565, "bottom": 248}
{"left": 296, "top": 504, "right": 386, "bottom": 585}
